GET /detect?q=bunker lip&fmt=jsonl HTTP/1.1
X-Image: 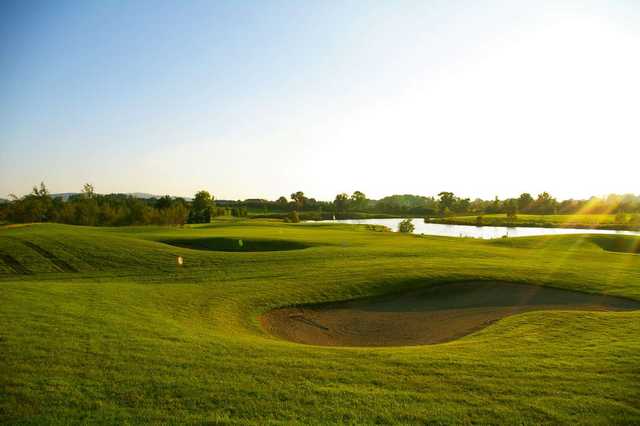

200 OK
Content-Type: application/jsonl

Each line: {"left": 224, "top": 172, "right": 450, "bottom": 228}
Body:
{"left": 162, "top": 237, "right": 310, "bottom": 252}
{"left": 590, "top": 235, "right": 640, "bottom": 254}
{"left": 261, "top": 281, "right": 640, "bottom": 347}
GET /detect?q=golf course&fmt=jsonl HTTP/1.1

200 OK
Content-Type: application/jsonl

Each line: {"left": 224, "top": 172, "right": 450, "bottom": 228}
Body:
{"left": 4, "top": 0, "right": 640, "bottom": 423}
{"left": 1, "top": 220, "right": 640, "bottom": 424}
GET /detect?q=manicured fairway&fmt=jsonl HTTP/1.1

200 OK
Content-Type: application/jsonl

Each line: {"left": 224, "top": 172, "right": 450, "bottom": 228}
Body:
{"left": 1, "top": 221, "right": 640, "bottom": 424}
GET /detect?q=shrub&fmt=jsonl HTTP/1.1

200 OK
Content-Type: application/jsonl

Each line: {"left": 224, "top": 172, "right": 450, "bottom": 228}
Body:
{"left": 398, "top": 219, "right": 414, "bottom": 233}
{"left": 287, "top": 211, "right": 300, "bottom": 223}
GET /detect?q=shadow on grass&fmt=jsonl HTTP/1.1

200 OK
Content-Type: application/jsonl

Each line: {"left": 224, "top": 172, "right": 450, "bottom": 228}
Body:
{"left": 590, "top": 235, "right": 640, "bottom": 254}
{"left": 162, "top": 237, "right": 311, "bottom": 252}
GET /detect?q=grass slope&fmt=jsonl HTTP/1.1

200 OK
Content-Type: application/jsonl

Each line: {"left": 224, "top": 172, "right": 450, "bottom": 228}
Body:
{"left": 1, "top": 221, "right": 640, "bottom": 424}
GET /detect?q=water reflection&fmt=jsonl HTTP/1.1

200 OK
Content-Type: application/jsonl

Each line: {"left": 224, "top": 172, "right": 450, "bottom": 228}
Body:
{"left": 313, "top": 218, "right": 640, "bottom": 239}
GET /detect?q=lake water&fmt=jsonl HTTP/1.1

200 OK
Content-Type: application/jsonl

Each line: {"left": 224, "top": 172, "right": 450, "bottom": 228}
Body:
{"left": 312, "top": 218, "right": 640, "bottom": 239}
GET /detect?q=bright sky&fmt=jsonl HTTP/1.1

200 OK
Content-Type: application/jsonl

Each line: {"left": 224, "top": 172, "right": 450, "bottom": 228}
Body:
{"left": 1, "top": 0, "right": 639, "bottom": 201}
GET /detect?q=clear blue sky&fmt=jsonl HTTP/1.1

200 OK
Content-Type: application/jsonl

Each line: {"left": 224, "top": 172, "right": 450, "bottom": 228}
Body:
{"left": 2, "top": 0, "right": 639, "bottom": 201}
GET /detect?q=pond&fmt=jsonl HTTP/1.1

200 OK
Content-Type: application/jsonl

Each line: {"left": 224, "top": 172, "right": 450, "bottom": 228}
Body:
{"left": 312, "top": 218, "right": 640, "bottom": 239}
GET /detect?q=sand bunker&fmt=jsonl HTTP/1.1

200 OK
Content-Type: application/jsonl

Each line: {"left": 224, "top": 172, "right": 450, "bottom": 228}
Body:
{"left": 262, "top": 281, "right": 640, "bottom": 347}
{"left": 591, "top": 235, "right": 640, "bottom": 254}
{"left": 163, "top": 237, "right": 309, "bottom": 252}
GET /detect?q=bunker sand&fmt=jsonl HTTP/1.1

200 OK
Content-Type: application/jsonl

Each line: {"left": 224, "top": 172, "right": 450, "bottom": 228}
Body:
{"left": 262, "top": 281, "right": 640, "bottom": 347}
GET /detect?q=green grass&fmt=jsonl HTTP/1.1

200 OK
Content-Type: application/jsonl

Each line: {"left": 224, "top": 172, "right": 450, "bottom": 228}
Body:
{"left": 432, "top": 213, "right": 640, "bottom": 230}
{"left": 1, "top": 221, "right": 640, "bottom": 424}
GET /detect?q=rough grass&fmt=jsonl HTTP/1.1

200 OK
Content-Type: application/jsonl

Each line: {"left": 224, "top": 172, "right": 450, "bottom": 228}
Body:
{"left": 1, "top": 221, "right": 640, "bottom": 424}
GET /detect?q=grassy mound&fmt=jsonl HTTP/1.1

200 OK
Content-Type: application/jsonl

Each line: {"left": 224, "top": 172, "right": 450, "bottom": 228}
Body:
{"left": 1, "top": 221, "right": 640, "bottom": 424}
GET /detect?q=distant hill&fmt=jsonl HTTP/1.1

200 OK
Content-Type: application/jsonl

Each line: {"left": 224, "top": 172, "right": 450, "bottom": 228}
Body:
{"left": 49, "top": 192, "right": 192, "bottom": 201}
{"left": 51, "top": 193, "right": 79, "bottom": 201}
{"left": 128, "top": 192, "right": 160, "bottom": 199}
{"left": 215, "top": 199, "right": 238, "bottom": 206}
{"left": 129, "top": 193, "right": 193, "bottom": 201}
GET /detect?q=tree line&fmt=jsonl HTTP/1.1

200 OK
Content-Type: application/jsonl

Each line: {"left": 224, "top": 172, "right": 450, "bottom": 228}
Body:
{"left": 1, "top": 183, "right": 639, "bottom": 226}
{"left": 0, "top": 184, "right": 246, "bottom": 226}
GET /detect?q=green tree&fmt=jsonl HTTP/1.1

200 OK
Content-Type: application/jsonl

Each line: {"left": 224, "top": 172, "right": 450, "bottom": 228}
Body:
{"left": 276, "top": 196, "right": 288, "bottom": 209}
{"left": 31, "top": 182, "right": 53, "bottom": 221}
{"left": 169, "top": 203, "right": 189, "bottom": 226}
{"left": 454, "top": 197, "right": 471, "bottom": 214}
{"left": 155, "top": 195, "right": 173, "bottom": 210}
{"left": 192, "top": 191, "right": 212, "bottom": 211}
{"left": 534, "top": 192, "right": 558, "bottom": 214}
{"left": 82, "top": 183, "right": 95, "bottom": 199}
{"left": 376, "top": 194, "right": 437, "bottom": 215}
{"left": 75, "top": 183, "right": 98, "bottom": 225}
{"left": 398, "top": 218, "right": 415, "bottom": 233}
{"left": 287, "top": 210, "right": 300, "bottom": 223}
{"left": 486, "top": 196, "right": 501, "bottom": 214}
{"left": 438, "top": 192, "right": 455, "bottom": 215}
{"left": 231, "top": 207, "right": 247, "bottom": 217}
{"left": 615, "top": 211, "right": 627, "bottom": 224}
{"left": 188, "top": 190, "right": 214, "bottom": 223}
{"left": 334, "top": 193, "right": 349, "bottom": 212}
{"left": 290, "top": 191, "right": 305, "bottom": 210}
{"left": 350, "top": 191, "right": 367, "bottom": 210}
{"left": 504, "top": 199, "right": 518, "bottom": 219}
{"left": 517, "top": 193, "right": 533, "bottom": 212}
